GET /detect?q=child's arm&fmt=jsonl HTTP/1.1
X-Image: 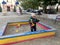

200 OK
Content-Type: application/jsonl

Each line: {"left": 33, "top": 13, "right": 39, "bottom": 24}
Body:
{"left": 36, "top": 19, "right": 40, "bottom": 22}
{"left": 29, "top": 19, "right": 32, "bottom": 23}
{"left": 29, "top": 19, "right": 35, "bottom": 26}
{"left": 31, "top": 19, "right": 35, "bottom": 26}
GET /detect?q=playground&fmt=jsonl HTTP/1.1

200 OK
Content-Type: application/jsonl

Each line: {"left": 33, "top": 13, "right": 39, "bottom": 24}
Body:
{"left": 0, "top": 0, "right": 60, "bottom": 45}
{"left": 0, "top": 13, "right": 60, "bottom": 45}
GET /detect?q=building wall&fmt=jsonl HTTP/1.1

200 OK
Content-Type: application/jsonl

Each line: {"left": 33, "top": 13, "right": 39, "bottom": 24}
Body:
{"left": 0, "top": 0, "right": 17, "bottom": 12}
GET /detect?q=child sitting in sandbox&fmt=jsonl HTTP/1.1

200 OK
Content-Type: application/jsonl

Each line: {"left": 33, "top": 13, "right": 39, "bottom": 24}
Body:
{"left": 29, "top": 13, "right": 39, "bottom": 32}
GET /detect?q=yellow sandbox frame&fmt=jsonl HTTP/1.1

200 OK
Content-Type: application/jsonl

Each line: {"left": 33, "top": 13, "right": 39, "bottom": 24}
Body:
{"left": 0, "top": 32, "right": 55, "bottom": 45}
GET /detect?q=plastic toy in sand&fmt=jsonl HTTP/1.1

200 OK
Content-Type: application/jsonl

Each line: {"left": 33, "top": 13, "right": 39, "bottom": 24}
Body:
{"left": 16, "top": 24, "right": 21, "bottom": 28}
{"left": 16, "top": 30, "right": 19, "bottom": 32}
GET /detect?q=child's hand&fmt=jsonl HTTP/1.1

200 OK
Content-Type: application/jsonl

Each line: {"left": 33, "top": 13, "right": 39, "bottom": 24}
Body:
{"left": 32, "top": 23, "right": 35, "bottom": 26}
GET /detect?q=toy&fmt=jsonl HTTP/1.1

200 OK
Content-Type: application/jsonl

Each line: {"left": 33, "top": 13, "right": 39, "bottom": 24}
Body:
{"left": 16, "top": 24, "right": 20, "bottom": 28}
{"left": 16, "top": 30, "right": 19, "bottom": 32}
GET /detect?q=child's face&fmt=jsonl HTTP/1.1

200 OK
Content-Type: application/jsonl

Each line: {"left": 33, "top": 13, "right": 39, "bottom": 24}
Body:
{"left": 32, "top": 16, "right": 36, "bottom": 18}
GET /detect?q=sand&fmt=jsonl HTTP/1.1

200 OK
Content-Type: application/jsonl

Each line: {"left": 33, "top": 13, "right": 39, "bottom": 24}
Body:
{"left": 4, "top": 24, "right": 43, "bottom": 35}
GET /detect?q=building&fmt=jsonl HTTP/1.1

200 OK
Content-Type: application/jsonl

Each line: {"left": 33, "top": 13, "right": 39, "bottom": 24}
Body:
{"left": 0, "top": 0, "right": 18, "bottom": 12}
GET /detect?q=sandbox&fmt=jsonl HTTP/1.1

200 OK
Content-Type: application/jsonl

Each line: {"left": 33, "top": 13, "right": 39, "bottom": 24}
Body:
{"left": 0, "top": 20, "right": 56, "bottom": 45}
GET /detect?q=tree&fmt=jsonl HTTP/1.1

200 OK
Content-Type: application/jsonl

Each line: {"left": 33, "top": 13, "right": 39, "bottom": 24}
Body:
{"left": 18, "top": 0, "right": 58, "bottom": 13}
{"left": 0, "top": 5, "right": 2, "bottom": 12}
{"left": 13, "top": 6, "right": 16, "bottom": 12}
{"left": 40, "top": 0, "right": 58, "bottom": 13}
{"left": 21, "top": 0, "right": 40, "bottom": 9}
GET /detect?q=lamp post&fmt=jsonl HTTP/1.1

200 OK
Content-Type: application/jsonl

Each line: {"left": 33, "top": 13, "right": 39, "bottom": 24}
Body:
{"left": 2, "top": 0, "right": 7, "bottom": 9}
{"left": 2, "top": 0, "right": 7, "bottom": 6}
{"left": 2, "top": 0, "right": 7, "bottom": 15}
{"left": 15, "top": 1, "right": 19, "bottom": 6}
{"left": 15, "top": 1, "right": 20, "bottom": 15}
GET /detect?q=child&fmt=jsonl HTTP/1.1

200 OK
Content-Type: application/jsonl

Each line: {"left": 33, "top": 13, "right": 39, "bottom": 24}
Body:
{"left": 29, "top": 13, "right": 39, "bottom": 32}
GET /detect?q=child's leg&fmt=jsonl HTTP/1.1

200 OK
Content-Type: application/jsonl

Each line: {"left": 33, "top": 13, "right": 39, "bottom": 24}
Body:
{"left": 31, "top": 27, "right": 34, "bottom": 32}
{"left": 33, "top": 26, "right": 36, "bottom": 31}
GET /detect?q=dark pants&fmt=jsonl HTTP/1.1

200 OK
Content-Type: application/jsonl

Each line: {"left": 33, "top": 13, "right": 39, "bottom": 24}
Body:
{"left": 31, "top": 26, "right": 36, "bottom": 32}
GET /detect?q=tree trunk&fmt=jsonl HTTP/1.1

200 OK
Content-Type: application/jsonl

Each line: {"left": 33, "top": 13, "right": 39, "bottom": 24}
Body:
{"left": 43, "top": 5, "right": 47, "bottom": 13}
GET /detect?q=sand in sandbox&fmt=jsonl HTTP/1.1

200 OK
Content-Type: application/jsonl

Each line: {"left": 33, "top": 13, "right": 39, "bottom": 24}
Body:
{"left": 4, "top": 24, "right": 44, "bottom": 35}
